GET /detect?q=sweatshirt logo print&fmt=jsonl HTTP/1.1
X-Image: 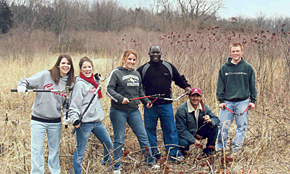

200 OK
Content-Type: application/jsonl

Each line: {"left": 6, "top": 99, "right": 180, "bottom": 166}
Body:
{"left": 129, "top": 78, "right": 136, "bottom": 83}
{"left": 225, "top": 72, "right": 247, "bottom": 76}
{"left": 43, "top": 83, "right": 53, "bottom": 90}
{"left": 43, "top": 83, "right": 66, "bottom": 98}
{"left": 127, "top": 77, "right": 139, "bottom": 86}
{"left": 122, "top": 75, "right": 139, "bottom": 86}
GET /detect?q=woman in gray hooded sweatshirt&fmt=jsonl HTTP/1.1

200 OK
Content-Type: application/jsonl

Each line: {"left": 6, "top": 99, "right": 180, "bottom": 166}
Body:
{"left": 106, "top": 50, "right": 159, "bottom": 174}
{"left": 17, "top": 54, "right": 75, "bottom": 174}
{"left": 69, "top": 57, "right": 112, "bottom": 174}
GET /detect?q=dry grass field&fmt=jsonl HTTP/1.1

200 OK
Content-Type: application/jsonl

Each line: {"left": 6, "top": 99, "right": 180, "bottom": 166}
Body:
{"left": 0, "top": 27, "right": 289, "bottom": 173}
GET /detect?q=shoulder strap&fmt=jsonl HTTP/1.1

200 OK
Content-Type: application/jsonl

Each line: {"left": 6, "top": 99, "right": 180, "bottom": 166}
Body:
{"left": 142, "top": 61, "right": 173, "bottom": 79}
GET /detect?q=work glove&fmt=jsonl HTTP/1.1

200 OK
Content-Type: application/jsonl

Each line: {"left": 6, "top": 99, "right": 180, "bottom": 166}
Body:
{"left": 94, "top": 73, "right": 101, "bottom": 80}
{"left": 63, "top": 117, "right": 70, "bottom": 128}
{"left": 17, "top": 86, "right": 26, "bottom": 95}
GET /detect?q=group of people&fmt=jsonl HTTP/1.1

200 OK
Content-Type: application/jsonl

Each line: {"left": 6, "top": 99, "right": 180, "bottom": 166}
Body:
{"left": 16, "top": 42, "right": 257, "bottom": 174}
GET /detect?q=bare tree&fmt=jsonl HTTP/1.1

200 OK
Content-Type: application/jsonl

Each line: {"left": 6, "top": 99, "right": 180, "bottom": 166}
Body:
{"left": 177, "top": 0, "right": 224, "bottom": 26}
{"left": 254, "top": 12, "right": 267, "bottom": 29}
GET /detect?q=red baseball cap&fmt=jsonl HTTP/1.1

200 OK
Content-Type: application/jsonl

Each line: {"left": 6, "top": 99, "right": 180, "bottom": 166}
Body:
{"left": 191, "top": 88, "right": 202, "bottom": 96}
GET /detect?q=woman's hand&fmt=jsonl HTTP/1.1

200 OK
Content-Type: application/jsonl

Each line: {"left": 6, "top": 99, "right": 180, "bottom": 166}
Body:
{"left": 75, "top": 123, "right": 81, "bottom": 128}
{"left": 122, "top": 98, "right": 129, "bottom": 104}
{"left": 146, "top": 103, "right": 153, "bottom": 108}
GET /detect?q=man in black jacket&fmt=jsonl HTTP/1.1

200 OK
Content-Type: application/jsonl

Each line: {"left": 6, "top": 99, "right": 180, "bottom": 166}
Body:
{"left": 137, "top": 45, "right": 191, "bottom": 161}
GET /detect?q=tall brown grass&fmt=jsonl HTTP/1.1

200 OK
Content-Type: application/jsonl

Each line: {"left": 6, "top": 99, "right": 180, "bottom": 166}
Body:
{"left": 0, "top": 26, "right": 289, "bottom": 173}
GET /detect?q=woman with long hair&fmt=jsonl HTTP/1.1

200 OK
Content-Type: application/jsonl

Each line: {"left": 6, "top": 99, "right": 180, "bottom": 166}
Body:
{"left": 17, "top": 54, "right": 75, "bottom": 174}
{"left": 69, "top": 57, "right": 112, "bottom": 174}
{"left": 106, "top": 50, "right": 159, "bottom": 174}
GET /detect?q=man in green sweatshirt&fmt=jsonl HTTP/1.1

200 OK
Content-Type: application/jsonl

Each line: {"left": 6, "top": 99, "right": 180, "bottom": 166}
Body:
{"left": 216, "top": 43, "right": 257, "bottom": 152}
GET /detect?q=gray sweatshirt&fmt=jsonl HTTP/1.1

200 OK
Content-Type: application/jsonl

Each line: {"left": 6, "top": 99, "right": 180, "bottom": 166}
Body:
{"left": 68, "top": 76, "right": 104, "bottom": 124}
{"left": 106, "top": 66, "right": 150, "bottom": 111}
{"left": 18, "top": 70, "right": 68, "bottom": 120}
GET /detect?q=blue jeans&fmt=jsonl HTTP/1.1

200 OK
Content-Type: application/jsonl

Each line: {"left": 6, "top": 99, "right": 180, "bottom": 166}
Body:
{"left": 216, "top": 99, "right": 249, "bottom": 152}
{"left": 179, "top": 123, "right": 218, "bottom": 154}
{"left": 30, "top": 120, "right": 61, "bottom": 174}
{"left": 110, "top": 107, "right": 155, "bottom": 170}
{"left": 144, "top": 103, "right": 182, "bottom": 159}
{"left": 72, "top": 122, "right": 112, "bottom": 174}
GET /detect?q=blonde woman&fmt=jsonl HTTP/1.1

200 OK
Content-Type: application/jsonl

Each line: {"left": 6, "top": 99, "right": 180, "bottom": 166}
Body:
{"left": 106, "top": 50, "right": 158, "bottom": 174}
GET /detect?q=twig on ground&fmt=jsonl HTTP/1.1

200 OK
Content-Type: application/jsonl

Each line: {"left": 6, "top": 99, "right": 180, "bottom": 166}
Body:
{"left": 269, "top": 128, "right": 290, "bottom": 170}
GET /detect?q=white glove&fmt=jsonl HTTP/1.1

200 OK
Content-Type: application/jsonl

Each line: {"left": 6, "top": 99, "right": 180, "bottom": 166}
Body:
{"left": 63, "top": 117, "right": 69, "bottom": 126}
{"left": 17, "top": 86, "right": 26, "bottom": 94}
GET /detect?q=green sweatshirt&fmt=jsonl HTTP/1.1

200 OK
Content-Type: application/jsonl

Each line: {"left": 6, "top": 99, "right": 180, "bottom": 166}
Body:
{"left": 216, "top": 58, "right": 257, "bottom": 104}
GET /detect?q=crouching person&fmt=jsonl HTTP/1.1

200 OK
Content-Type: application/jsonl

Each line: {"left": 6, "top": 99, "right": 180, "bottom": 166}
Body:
{"left": 69, "top": 57, "right": 113, "bottom": 174}
{"left": 175, "top": 88, "right": 220, "bottom": 156}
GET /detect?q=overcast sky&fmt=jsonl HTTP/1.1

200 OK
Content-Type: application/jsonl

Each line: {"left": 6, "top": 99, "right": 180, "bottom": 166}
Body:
{"left": 219, "top": 0, "right": 290, "bottom": 19}
{"left": 119, "top": 0, "right": 290, "bottom": 19}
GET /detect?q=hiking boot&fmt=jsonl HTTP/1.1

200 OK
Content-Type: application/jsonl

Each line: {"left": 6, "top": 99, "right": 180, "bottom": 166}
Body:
{"left": 152, "top": 152, "right": 161, "bottom": 159}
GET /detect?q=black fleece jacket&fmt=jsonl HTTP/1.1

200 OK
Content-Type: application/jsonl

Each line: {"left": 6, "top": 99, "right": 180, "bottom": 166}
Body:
{"left": 137, "top": 60, "right": 191, "bottom": 105}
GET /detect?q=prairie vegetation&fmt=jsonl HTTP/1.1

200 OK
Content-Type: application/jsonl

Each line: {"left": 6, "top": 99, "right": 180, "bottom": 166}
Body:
{"left": 1, "top": 25, "right": 289, "bottom": 173}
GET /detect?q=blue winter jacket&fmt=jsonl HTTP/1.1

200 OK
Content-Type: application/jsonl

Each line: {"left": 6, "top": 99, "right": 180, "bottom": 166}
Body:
{"left": 175, "top": 101, "right": 220, "bottom": 144}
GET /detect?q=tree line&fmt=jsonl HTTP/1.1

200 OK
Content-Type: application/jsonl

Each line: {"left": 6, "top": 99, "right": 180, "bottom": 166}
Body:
{"left": 0, "top": 0, "right": 289, "bottom": 35}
